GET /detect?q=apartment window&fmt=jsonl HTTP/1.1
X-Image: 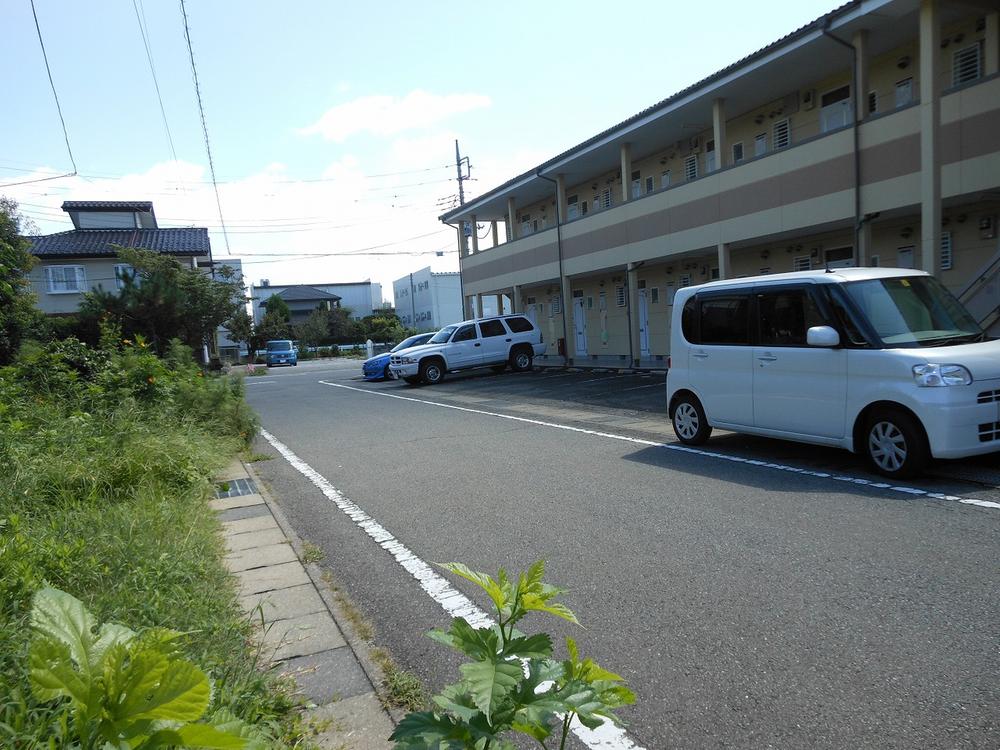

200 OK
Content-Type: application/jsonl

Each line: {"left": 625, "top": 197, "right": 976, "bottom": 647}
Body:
{"left": 567, "top": 195, "right": 579, "bottom": 220}
{"left": 773, "top": 119, "right": 790, "bottom": 150}
{"left": 551, "top": 295, "right": 562, "bottom": 314}
{"left": 587, "top": 296, "right": 594, "bottom": 310}
{"left": 650, "top": 287, "right": 659, "bottom": 304}
{"left": 581, "top": 200, "right": 588, "bottom": 216}
{"left": 679, "top": 274, "right": 692, "bottom": 287}
{"left": 754, "top": 133, "right": 768, "bottom": 157}
{"left": 705, "top": 140, "right": 716, "bottom": 172}
{"left": 895, "top": 78, "right": 913, "bottom": 108}
{"left": 867, "top": 90, "right": 878, "bottom": 115}
{"left": 114, "top": 264, "right": 136, "bottom": 290}
{"left": 897, "top": 246, "right": 915, "bottom": 269}
{"left": 600, "top": 188, "right": 612, "bottom": 209}
{"left": 661, "top": 170, "right": 671, "bottom": 188}
{"left": 599, "top": 291, "right": 607, "bottom": 311}
{"left": 952, "top": 43, "right": 982, "bottom": 86}
{"left": 520, "top": 214, "right": 531, "bottom": 235}
{"left": 684, "top": 154, "right": 698, "bottom": 182}
{"left": 631, "top": 170, "right": 642, "bottom": 199}
{"left": 532, "top": 219, "right": 539, "bottom": 232}
{"left": 820, "top": 85, "right": 852, "bottom": 132}
{"left": 940, "top": 231, "right": 953, "bottom": 271}
{"left": 732, "top": 142, "right": 744, "bottom": 164}
{"left": 793, "top": 256, "right": 812, "bottom": 272}
{"left": 45, "top": 265, "right": 86, "bottom": 293}
{"left": 645, "top": 176, "right": 654, "bottom": 194}
{"left": 615, "top": 285, "right": 626, "bottom": 307}
{"left": 526, "top": 296, "right": 536, "bottom": 305}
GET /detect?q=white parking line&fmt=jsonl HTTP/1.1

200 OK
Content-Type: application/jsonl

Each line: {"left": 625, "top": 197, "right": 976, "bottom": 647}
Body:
{"left": 622, "top": 383, "right": 663, "bottom": 391}
{"left": 579, "top": 375, "right": 618, "bottom": 384}
{"left": 317, "top": 381, "right": 1000, "bottom": 511}
{"left": 259, "top": 427, "right": 648, "bottom": 750}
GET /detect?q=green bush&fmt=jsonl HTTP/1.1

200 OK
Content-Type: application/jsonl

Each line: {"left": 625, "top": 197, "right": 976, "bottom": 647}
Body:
{"left": 0, "top": 335, "right": 303, "bottom": 747}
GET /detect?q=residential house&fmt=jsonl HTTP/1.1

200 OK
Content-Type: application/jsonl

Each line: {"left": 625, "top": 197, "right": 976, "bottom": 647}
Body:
{"left": 250, "top": 280, "right": 383, "bottom": 324}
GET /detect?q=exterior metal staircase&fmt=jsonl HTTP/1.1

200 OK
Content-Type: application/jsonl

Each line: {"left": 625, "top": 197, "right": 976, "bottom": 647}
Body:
{"left": 957, "top": 244, "right": 1000, "bottom": 336}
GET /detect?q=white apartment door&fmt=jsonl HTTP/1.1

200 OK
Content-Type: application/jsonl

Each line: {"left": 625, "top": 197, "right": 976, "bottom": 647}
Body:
{"left": 639, "top": 289, "right": 651, "bottom": 357}
{"left": 820, "top": 85, "right": 852, "bottom": 132}
{"left": 525, "top": 303, "right": 538, "bottom": 327}
{"left": 573, "top": 295, "right": 588, "bottom": 356}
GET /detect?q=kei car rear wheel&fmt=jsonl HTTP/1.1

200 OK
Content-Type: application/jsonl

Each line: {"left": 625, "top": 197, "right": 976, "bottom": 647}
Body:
{"left": 671, "top": 393, "right": 712, "bottom": 445}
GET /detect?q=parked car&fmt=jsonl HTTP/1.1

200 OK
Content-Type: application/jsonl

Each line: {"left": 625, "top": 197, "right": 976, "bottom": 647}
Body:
{"left": 362, "top": 333, "right": 435, "bottom": 381}
{"left": 265, "top": 339, "right": 298, "bottom": 367}
{"left": 389, "top": 315, "right": 546, "bottom": 385}
{"left": 666, "top": 267, "right": 999, "bottom": 479}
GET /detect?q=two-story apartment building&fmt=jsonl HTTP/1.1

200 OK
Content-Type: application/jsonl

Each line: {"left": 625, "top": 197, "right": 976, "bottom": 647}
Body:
{"left": 441, "top": 0, "right": 1000, "bottom": 367}
{"left": 27, "top": 201, "right": 212, "bottom": 315}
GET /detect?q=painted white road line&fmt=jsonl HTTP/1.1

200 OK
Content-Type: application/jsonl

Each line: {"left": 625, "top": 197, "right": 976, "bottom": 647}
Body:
{"left": 259, "top": 427, "right": 647, "bottom": 750}
{"left": 318, "top": 381, "right": 1000, "bottom": 511}
{"left": 622, "top": 383, "right": 663, "bottom": 391}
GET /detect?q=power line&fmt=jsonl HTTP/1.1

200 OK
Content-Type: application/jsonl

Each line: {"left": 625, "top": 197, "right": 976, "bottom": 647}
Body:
{"left": 179, "top": 0, "right": 229, "bottom": 255}
{"left": 133, "top": 0, "right": 178, "bottom": 164}
{"left": 0, "top": 172, "right": 76, "bottom": 189}
{"left": 29, "top": 0, "right": 77, "bottom": 175}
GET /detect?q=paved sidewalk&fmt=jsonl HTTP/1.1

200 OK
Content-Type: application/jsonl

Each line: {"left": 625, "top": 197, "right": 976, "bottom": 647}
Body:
{"left": 212, "top": 458, "right": 395, "bottom": 749}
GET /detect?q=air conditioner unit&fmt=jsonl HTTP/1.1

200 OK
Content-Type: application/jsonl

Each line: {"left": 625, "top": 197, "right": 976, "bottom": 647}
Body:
{"left": 801, "top": 89, "right": 816, "bottom": 110}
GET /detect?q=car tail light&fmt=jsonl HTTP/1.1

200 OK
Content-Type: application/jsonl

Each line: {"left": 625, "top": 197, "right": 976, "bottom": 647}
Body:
{"left": 667, "top": 355, "right": 671, "bottom": 370}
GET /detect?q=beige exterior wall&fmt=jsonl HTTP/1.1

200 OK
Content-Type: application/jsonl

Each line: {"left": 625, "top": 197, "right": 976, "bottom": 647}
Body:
{"left": 29, "top": 258, "right": 132, "bottom": 315}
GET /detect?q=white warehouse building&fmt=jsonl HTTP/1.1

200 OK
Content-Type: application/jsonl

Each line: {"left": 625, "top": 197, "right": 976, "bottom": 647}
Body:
{"left": 393, "top": 266, "right": 501, "bottom": 331}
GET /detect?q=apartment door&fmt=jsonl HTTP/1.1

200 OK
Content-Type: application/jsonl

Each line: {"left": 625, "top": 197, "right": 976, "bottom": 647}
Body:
{"left": 639, "top": 288, "right": 651, "bottom": 357}
{"left": 821, "top": 85, "right": 852, "bottom": 132}
{"left": 573, "top": 294, "right": 588, "bottom": 356}
{"left": 525, "top": 303, "right": 538, "bottom": 327}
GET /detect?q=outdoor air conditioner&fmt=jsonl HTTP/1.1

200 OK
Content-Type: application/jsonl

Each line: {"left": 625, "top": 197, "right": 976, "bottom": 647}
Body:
{"left": 801, "top": 89, "right": 816, "bottom": 110}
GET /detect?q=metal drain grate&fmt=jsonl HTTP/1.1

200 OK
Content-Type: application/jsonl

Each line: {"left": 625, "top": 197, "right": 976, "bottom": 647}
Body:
{"left": 215, "top": 477, "right": 258, "bottom": 498}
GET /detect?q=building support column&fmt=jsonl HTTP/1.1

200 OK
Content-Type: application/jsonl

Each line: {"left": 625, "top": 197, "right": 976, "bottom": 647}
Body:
{"left": 511, "top": 285, "right": 521, "bottom": 313}
{"left": 473, "top": 294, "right": 482, "bottom": 319}
{"left": 620, "top": 143, "right": 632, "bottom": 203}
{"left": 919, "top": 0, "right": 941, "bottom": 276}
{"left": 561, "top": 275, "right": 575, "bottom": 364}
{"left": 854, "top": 29, "right": 869, "bottom": 120}
{"left": 495, "top": 293, "right": 504, "bottom": 316}
{"left": 985, "top": 13, "right": 999, "bottom": 76}
{"left": 507, "top": 197, "right": 518, "bottom": 241}
{"left": 556, "top": 174, "right": 568, "bottom": 222}
{"left": 857, "top": 222, "right": 873, "bottom": 268}
{"left": 717, "top": 243, "right": 732, "bottom": 280}
{"left": 491, "top": 220, "right": 499, "bottom": 247}
{"left": 455, "top": 226, "right": 464, "bottom": 256}
{"left": 712, "top": 99, "right": 727, "bottom": 170}
{"left": 627, "top": 264, "right": 641, "bottom": 367}
{"left": 470, "top": 214, "right": 479, "bottom": 254}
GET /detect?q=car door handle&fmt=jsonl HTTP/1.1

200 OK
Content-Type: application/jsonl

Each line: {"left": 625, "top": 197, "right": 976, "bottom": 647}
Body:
{"left": 505, "top": 338, "right": 512, "bottom": 342}
{"left": 692, "top": 352, "right": 709, "bottom": 359}
{"left": 757, "top": 355, "right": 777, "bottom": 362}
{"left": 474, "top": 342, "right": 480, "bottom": 346}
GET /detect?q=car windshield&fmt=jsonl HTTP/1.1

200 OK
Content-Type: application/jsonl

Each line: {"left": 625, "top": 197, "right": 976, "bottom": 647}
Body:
{"left": 391, "top": 334, "right": 430, "bottom": 353}
{"left": 844, "top": 276, "right": 983, "bottom": 347}
{"left": 266, "top": 341, "right": 293, "bottom": 352}
{"left": 429, "top": 326, "right": 457, "bottom": 344}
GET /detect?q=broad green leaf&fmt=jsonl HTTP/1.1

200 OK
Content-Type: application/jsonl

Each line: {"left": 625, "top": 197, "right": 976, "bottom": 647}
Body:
{"left": 504, "top": 632, "right": 552, "bottom": 660}
{"left": 521, "top": 594, "right": 579, "bottom": 624}
{"left": 512, "top": 720, "right": 553, "bottom": 742}
{"left": 91, "top": 622, "right": 136, "bottom": 673}
{"left": 427, "top": 618, "right": 499, "bottom": 661}
{"left": 520, "top": 560, "right": 546, "bottom": 592}
{"left": 28, "top": 637, "right": 91, "bottom": 706}
{"left": 438, "top": 562, "right": 508, "bottom": 612}
{"left": 459, "top": 659, "right": 522, "bottom": 722}
{"left": 117, "top": 658, "right": 210, "bottom": 722}
{"left": 30, "top": 588, "right": 96, "bottom": 675}
{"left": 174, "top": 722, "right": 247, "bottom": 748}
{"left": 432, "top": 683, "right": 482, "bottom": 722}
{"left": 389, "top": 711, "right": 464, "bottom": 742}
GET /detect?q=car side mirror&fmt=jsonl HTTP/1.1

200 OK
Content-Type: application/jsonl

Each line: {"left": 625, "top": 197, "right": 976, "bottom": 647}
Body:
{"left": 807, "top": 325, "right": 840, "bottom": 347}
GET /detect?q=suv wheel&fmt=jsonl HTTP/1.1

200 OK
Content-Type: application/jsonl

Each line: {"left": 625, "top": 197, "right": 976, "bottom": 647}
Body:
{"left": 863, "top": 408, "right": 928, "bottom": 479}
{"left": 509, "top": 347, "right": 533, "bottom": 372}
{"left": 419, "top": 359, "right": 445, "bottom": 385}
{"left": 672, "top": 393, "right": 712, "bottom": 445}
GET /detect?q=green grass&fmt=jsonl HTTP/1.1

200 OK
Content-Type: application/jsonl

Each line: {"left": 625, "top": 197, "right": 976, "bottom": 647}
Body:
{"left": 0, "top": 338, "right": 311, "bottom": 748}
{"left": 371, "top": 648, "right": 430, "bottom": 713}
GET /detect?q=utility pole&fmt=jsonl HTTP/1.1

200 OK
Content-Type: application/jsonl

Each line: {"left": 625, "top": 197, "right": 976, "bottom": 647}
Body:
{"left": 455, "top": 140, "right": 472, "bottom": 256}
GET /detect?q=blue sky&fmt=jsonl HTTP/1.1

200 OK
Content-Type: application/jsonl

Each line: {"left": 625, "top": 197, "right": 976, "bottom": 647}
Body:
{"left": 3, "top": 0, "right": 837, "bottom": 303}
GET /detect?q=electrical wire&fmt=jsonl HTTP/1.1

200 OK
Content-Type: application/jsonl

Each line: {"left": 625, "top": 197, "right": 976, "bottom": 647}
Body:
{"left": 0, "top": 172, "right": 76, "bottom": 189}
{"left": 179, "top": 0, "right": 229, "bottom": 254}
{"left": 29, "top": 0, "right": 77, "bottom": 175}
{"left": 133, "top": 0, "right": 178, "bottom": 164}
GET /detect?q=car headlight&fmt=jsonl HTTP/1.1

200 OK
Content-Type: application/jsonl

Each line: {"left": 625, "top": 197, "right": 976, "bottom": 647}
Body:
{"left": 912, "top": 363, "right": 972, "bottom": 387}
{"left": 399, "top": 356, "right": 416, "bottom": 364}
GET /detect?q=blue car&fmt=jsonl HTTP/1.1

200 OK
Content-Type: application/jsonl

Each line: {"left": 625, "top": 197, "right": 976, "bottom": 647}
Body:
{"left": 265, "top": 339, "right": 298, "bottom": 367}
{"left": 362, "top": 333, "right": 434, "bottom": 380}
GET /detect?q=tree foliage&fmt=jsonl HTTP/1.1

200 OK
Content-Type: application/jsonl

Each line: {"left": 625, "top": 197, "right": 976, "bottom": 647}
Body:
{"left": 260, "top": 294, "right": 291, "bottom": 322}
{"left": 0, "top": 197, "right": 43, "bottom": 365}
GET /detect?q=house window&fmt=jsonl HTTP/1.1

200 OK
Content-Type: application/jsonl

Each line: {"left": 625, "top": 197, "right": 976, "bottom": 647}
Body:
{"left": 650, "top": 287, "right": 659, "bottom": 304}
{"left": 820, "top": 85, "right": 852, "bottom": 132}
{"left": 868, "top": 90, "right": 878, "bottom": 115}
{"left": 114, "top": 264, "right": 136, "bottom": 290}
{"left": 940, "top": 231, "right": 953, "bottom": 271}
{"left": 772, "top": 119, "right": 791, "bottom": 150}
{"left": 895, "top": 78, "right": 913, "bottom": 108}
{"left": 567, "top": 195, "right": 579, "bottom": 220}
{"left": 661, "top": 170, "right": 671, "bottom": 188}
{"left": 45, "top": 265, "right": 87, "bottom": 293}
{"left": 732, "top": 142, "right": 744, "bottom": 164}
{"left": 793, "top": 256, "right": 812, "bottom": 272}
{"left": 684, "top": 154, "right": 698, "bottom": 182}
{"left": 952, "top": 43, "right": 982, "bottom": 86}
{"left": 754, "top": 133, "right": 768, "bottom": 157}
{"left": 615, "top": 285, "right": 626, "bottom": 307}
{"left": 705, "top": 140, "right": 716, "bottom": 172}
{"left": 645, "top": 176, "right": 654, "bottom": 194}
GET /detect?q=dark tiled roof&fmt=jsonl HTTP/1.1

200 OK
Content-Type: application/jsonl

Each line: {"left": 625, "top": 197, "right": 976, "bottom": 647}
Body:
{"left": 270, "top": 285, "right": 342, "bottom": 302}
{"left": 441, "top": 0, "right": 856, "bottom": 220}
{"left": 62, "top": 200, "right": 154, "bottom": 212}
{"left": 27, "top": 228, "right": 210, "bottom": 257}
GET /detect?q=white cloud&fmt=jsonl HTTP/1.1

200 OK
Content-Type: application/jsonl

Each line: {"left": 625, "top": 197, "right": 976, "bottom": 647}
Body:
{"left": 298, "top": 90, "right": 491, "bottom": 142}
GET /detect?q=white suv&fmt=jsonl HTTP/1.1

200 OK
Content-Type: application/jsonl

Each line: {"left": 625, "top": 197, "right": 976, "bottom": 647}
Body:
{"left": 389, "top": 315, "right": 546, "bottom": 385}
{"left": 666, "top": 268, "right": 999, "bottom": 478}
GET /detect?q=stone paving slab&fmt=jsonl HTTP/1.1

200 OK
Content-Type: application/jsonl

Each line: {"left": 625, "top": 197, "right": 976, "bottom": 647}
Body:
{"left": 222, "top": 514, "right": 278, "bottom": 535}
{"left": 239, "top": 583, "right": 326, "bottom": 622}
{"left": 216, "top": 458, "right": 250, "bottom": 482}
{"left": 237, "top": 561, "right": 310, "bottom": 596}
{"left": 225, "top": 526, "right": 286, "bottom": 552}
{"left": 226, "top": 542, "right": 298, "bottom": 572}
{"left": 218, "top": 505, "right": 271, "bottom": 523}
{"left": 261, "top": 611, "right": 347, "bottom": 662}
{"left": 307, "top": 694, "right": 394, "bottom": 750}
{"left": 210, "top": 493, "right": 265, "bottom": 511}
{"left": 275, "top": 647, "right": 373, "bottom": 704}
